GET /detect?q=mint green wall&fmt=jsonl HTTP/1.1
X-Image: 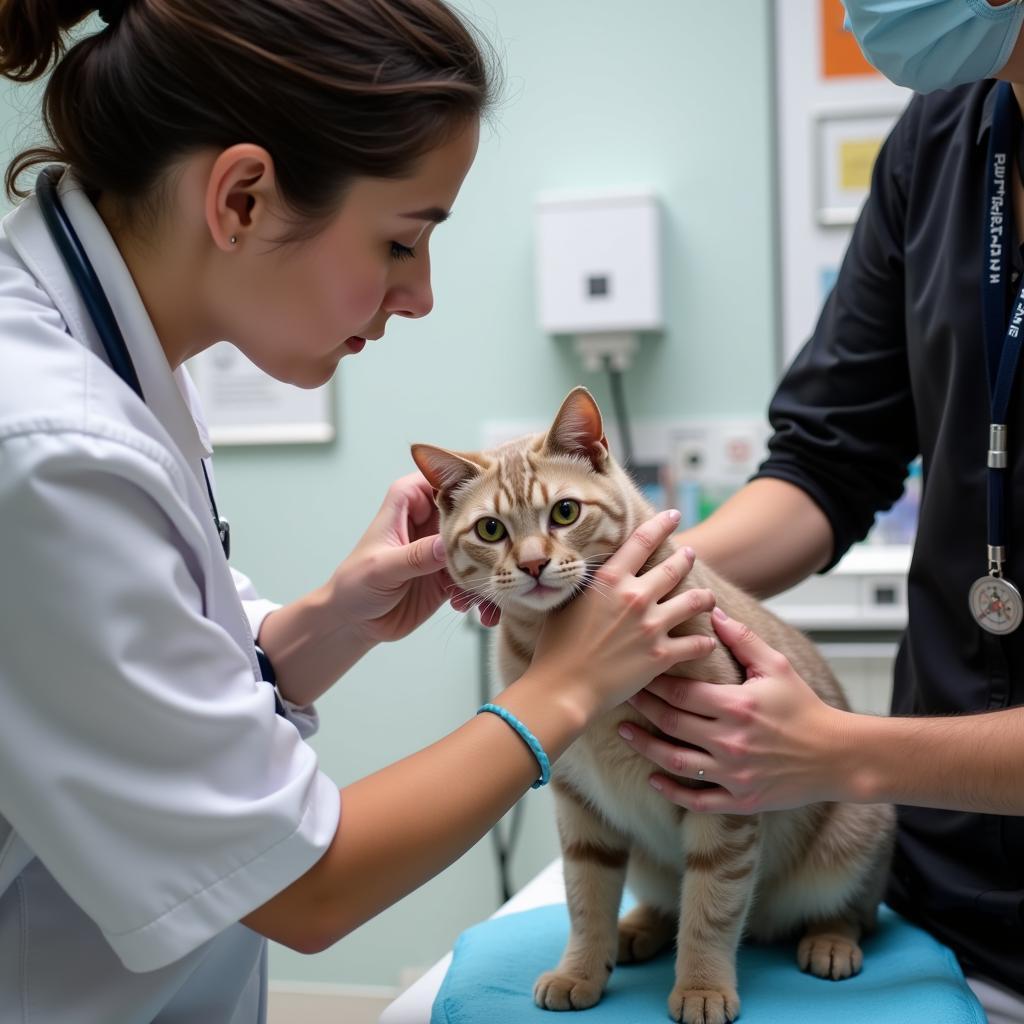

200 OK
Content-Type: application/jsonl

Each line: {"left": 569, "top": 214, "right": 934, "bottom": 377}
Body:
{"left": 0, "top": 0, "right": 777, "bottom": 990}
{"left": 239, "top": 0, "right": 778, "bottom": 988}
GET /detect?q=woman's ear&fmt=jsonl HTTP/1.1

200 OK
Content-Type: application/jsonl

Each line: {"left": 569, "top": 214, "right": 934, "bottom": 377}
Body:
{"left": 204, "top": 144, "right": 278, "bottom": 252}
{"left": 411, "top": 444, "right": 485, "bottom": 511}
{"left": 543, "top": 386, "right": 609, "bottom": 471}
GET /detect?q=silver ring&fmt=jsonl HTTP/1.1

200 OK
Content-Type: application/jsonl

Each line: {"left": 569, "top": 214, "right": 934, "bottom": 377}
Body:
{"left": 696, "top": 769, "right": 705, "bottom": 779}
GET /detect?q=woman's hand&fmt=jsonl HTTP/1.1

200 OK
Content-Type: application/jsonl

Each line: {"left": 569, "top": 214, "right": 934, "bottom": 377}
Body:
{"left": 524, "top": 510, "right": 720, "bottom": 722}
{"left": 329, "top": 473, "right": 499, "bottom": 645}
{"left": 618, "top": 608, "right": 848, "bottom": 813}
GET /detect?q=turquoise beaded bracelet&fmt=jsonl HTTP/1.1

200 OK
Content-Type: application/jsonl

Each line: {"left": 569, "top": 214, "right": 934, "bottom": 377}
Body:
{"left": 476, "top": 702, "right": 551, "bottom": 789}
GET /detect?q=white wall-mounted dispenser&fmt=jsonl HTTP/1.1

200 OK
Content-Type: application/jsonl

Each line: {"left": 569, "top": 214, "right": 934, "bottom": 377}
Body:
{"left": 535, "top": 190, "right": 662, "bottom": 371}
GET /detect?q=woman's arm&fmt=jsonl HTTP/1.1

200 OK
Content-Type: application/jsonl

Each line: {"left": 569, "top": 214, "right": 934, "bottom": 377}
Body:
{"left": 243, "top": 510, "right": 720, "bottom": 952}
{"left": 619, "top": 610, "right": 1024, "bottom": 816}
{"left": 244, "top": 669, "right": 595, "bottom": 954}
{"left": 675, "top": 478, "right": 833, "bottom": 598}
{"left": 841, "top": 705, "right": 1024, "bottom": 815}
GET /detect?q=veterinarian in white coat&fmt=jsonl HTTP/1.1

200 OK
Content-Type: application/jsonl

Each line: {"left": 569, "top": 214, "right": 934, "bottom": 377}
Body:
{"left": 0, "top": 168, "right": 338, "bottom": 1020}
{"left": 0, "top": 4, "right": 713, "bottom": 1022}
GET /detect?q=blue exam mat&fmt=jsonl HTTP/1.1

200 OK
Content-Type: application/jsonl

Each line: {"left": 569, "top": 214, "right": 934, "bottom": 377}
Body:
{"left": 431, "top": 902, "right": 985, "bottom": 1024}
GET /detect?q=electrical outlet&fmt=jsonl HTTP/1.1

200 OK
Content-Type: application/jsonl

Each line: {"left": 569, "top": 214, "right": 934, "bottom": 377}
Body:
{"left": 671, "top": 426, "right": 711, "bottom": 484}
{"left": 715, "top": 422, "right": 770, "bottom": 483}
{"left": 669, "top": 420, "right": 770, "bottom": 527}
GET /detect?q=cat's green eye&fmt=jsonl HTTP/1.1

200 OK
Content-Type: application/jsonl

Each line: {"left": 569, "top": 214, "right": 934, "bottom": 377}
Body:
{"left": 550, "top": 499, "right": 581, "bottom": 527}
{"left": 475, "top": 517, "right": 508, "bottom": 543}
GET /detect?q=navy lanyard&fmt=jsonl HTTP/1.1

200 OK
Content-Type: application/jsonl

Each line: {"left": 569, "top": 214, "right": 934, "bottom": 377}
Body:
{"left": 981, "top": 82, "right": 1024, "bottom": 575}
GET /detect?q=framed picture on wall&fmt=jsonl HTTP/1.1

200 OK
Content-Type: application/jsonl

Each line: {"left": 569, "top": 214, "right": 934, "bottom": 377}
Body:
{"left": 188, "top": 342, "right": 336, "bottom": 446}
{"left": 813, "top": 108, "right": 900, "bottom": 226}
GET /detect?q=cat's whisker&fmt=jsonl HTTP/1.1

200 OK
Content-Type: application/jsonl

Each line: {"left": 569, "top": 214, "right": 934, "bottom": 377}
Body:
{"left": 420, "top": 622, "right": 466, "bottom": 672}
{"left": 574, "top": 582, "right": 611, "bottom": 602}
{"left": 430, "top": 590, "right": 503, "bottom": 654}
{"left": 437, "top": 618, "right": 468, "bottom": 657}
{"left": 573, "top": 576, "right": 616, "bottom": 601}
{"left": 457, "top": 572, "right": 515, "bottom": 590}
{"left": 427, "top": 601, "right": 471, "bottom": 641}
{"left": 451, "top": 576, "right": 501, "bottom": 593}
{"left": 454, "top": 580, "right": 506, "bottom": 601}
{"left": 463, "top": 581, "right": 510, "bottom": 611}
{"left": 577, "top": 558, "right": 619, "bottom": 571}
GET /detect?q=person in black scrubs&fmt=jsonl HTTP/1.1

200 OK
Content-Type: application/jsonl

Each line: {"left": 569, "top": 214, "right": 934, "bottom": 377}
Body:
{"left": 616, "top": 4, "right": 1024, "bottom": 1022}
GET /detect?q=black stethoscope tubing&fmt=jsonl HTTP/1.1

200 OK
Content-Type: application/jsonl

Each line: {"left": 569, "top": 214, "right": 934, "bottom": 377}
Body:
{"left": 38, "top": 165, "right": 145, "bottom": 400}
{"left": 36, "top": 166, "right": 282, "bottom": 702}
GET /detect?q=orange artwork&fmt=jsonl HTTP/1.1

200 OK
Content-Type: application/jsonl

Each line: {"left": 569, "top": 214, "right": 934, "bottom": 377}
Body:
{"left": 820, "top": 0, "right": 879, "bottom": 79}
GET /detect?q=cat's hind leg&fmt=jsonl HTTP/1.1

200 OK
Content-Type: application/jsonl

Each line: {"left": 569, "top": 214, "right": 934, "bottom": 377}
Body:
{"left": 534, "top": 779, "right": 629, "bottom": 1012}
{"left": 618, "top": 848, "right": 679, "bottom": 964}
{"left": 759, "top": 801, "right": 893, "bottom": 982}
{"left": 797, "top": 916, "right": 863, "bottom": 980}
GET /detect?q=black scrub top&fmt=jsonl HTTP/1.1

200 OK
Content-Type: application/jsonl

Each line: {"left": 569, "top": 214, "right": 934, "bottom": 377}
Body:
{"left": 756, "top": 80, "right": 1024, "bottom": 992}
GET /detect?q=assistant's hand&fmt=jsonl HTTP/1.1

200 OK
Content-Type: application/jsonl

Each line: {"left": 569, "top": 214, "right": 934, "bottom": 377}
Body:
{"left": 523, "top": 511, "right": 719, "bottom": 722}
{"left": 329, "top": 473, "right": 499, "bottom": 645}
{"left": 618, "top": 609, "right": 848, "bottom": 813}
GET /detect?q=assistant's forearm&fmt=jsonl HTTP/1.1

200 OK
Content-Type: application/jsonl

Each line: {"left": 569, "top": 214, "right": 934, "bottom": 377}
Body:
{"left": 677, "top": 478, "right": 833, "bottom": 598}
{"left": 257, "top": 584, "right": 375, "bottom": 706}
{"left": 839, "top": 707, "right": 1024, "bottom": 815}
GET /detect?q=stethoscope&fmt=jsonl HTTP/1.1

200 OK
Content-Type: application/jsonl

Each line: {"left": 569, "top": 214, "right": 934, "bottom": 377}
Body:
{"left": 36, "top": 166, "right": 284, "bottom": 710}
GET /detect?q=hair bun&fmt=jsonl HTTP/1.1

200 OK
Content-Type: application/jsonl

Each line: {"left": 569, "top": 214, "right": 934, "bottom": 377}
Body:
{"left": 0, "top": 0, "right": 98, "bottom": 82}
{"left": 97, "top": 0, "right": 126, "bottom": 26}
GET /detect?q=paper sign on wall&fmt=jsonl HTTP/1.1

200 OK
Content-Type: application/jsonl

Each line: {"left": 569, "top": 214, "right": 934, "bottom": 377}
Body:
{"left": 188, "top": 341, "right": 335, "bottom": 446}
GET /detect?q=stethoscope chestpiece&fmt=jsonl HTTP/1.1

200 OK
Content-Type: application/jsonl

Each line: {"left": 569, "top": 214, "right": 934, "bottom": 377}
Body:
{"left": 217, "top": 517, "right": 230, "bottom": 561}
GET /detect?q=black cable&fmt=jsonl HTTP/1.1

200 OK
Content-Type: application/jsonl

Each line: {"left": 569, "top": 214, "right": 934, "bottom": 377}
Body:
{"left": 605, "top": 356, "right": 635, "bottom": 469}
{"left": 476, "top": 616, "right": 525, "bottom": 904}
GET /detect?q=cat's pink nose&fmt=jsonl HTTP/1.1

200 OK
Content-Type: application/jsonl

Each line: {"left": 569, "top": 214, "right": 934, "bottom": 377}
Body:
{"left": 519, "top": 558, "right": 550, "bottom": 579}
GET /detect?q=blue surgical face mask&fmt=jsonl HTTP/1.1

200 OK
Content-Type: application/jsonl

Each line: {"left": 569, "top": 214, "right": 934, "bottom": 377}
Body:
{"left": 842, "top": 0, "right": 1024, "bottom": 94}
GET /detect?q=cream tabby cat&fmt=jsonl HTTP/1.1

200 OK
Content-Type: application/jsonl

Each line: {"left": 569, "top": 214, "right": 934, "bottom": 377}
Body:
{"left": 412, "top": 387, "right": 894, "bottom": 1024}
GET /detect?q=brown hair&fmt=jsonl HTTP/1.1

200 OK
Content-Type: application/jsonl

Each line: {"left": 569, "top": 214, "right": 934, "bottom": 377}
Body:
{"left": 0, "top": 0, "right": 496, "bottom": 233}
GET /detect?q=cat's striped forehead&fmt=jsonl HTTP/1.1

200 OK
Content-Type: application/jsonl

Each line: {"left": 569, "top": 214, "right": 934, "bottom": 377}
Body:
{"left": 481, "top": 435, "right": 598, "bottom": 515}
{"left": 491, "top": 438, "right": 543, "bottom": 514}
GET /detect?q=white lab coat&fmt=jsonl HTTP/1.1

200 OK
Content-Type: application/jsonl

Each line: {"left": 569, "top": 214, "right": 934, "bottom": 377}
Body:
{"left": 0, "top": 173, "right": 340, "bottom": 1022}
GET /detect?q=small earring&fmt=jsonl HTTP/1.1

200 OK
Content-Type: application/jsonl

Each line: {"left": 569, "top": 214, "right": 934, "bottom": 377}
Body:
{"left": 229, "top": 235, "right": 238, "bottom": 245}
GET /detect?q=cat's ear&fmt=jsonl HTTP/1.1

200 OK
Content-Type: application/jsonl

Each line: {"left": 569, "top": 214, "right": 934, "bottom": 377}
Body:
{"left": 411, "top": 444, "right": 484, "bottom": 511}
{"left": 544, "top": 387, "right": 610, "bottom": 471}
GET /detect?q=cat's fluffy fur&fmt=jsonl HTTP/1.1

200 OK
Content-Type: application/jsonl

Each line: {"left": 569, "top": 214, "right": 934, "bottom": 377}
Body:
{"left": 413, "top": 387, "right": 894, "bottom": 1024}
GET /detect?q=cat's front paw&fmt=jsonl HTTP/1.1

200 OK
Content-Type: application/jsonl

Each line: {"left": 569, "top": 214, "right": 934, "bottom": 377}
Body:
{"left": 533, "top": 968, "right": 608, "bottom": 1011}
{"left": 797, "top": 933, "right": 863, "bottom": 979}
{"left": 667, "top": 985, "right": 740, "bottom": 1024}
